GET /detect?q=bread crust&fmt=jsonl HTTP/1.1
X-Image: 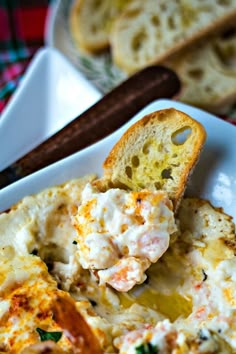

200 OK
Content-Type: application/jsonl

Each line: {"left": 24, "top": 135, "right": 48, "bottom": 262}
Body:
{"left": 69, "top": 0, "right": 132, "bottom": 53}
{"left": 110, "top": 1, "right": 236, "bottom": 73}
{"left": 69, "top": 0, "right": 110, "bottom": 53}
{"left": 103, "top": 109, "right": 207, "bottom": 210}
{"left": 165, "top": 27, "right": 236, "bottom": 114}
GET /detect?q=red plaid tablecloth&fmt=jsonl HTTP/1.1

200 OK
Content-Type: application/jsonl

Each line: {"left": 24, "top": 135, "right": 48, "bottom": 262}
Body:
{"left": 0, "top": 0, "right": 49, "bottom": 113}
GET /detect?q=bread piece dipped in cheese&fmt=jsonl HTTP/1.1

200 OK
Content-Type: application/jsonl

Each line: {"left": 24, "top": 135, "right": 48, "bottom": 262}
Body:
{"left": 69, "top": 0, "right": 131, "bottom": 53}
{"left": 110, "top": 0, "right": 236, "bottom": 73}
{"left": 102, "top": 108, "right": 206, "bottom": 211}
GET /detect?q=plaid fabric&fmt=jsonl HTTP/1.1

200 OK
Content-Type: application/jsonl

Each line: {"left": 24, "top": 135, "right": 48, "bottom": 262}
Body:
{"left": 0, "top": 0, "right": 49, "bottom": 113}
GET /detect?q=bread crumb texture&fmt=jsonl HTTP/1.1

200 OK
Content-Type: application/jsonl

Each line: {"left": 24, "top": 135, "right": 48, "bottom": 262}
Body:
{"left": 103, "top": 109, "right": 206, "bottom": 209}
{"left": 110, "top": 0, "right": 236, "bottom": 73}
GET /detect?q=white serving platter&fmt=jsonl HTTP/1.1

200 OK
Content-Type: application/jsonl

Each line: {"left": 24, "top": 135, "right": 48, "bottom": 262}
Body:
{"left": 0, "top": 99, "right": 235, "bottom": 223}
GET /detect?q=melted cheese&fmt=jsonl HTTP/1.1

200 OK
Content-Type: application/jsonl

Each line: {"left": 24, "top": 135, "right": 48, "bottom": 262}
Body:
{"left": 0, "top": 177, "right": 235, "bottom": 354}
{"left": 0, "top": 248, "right": 73, "bottom": 353}
{"left": 120, "top": 287, "right": 193, "bottom": 322}
{"left": 72, "top": 183, "right": 176, "bottom": 291}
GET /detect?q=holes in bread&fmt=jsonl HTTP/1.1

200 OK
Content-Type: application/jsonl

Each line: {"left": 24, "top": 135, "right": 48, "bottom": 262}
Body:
{"left": 151, "top": 15, "right": 160, "bottom": 26}
{"left": 160, "top": 3, "right": 167, "bottom": 11}
{"left": 132, "top": 29, "right": 147, "bottom": 51}
{"left": 125, "top": 166, "right": 132, "bottom": 179}
{"left": 91, "top": 0, "right": 103, "bottom": 11}
{"left": 124, "top": 8, "right": 141, "bottom": 19}
{"left": 205, "top": 86, "right": 213, "bottom": 93}
{"left": 142, "top": 142, "right": 151, "bottom": 154}
{"left": 168, "top": 17, "right": 176, "bottom": 30}
{"left": 213, "top": 42, "right": 236, "bottom": 68}
{"left": 187, "top": 68, "right": 204, "bottom": 80}
{"left": 91, "top": 24, "right": 98, "bottom": 34}
{"left": 161, "top": 168, "right": 173, "bottom": 180}
{"left": 171, "top": 126, "right": 192, "bottom": 145}
{"left": 131, "top": 155, "right": 140, "bottom": 167}
{"left": 114, "top": 180, "right": 130, "bottom": 190}
{"left": 158, "top": 143, "right": 164, "bottom": 152}
{"left": 217, "top": 0, "right": 231, "bottom": 5}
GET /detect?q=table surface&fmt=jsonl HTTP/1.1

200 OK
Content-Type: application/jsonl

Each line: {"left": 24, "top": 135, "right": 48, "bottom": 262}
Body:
{"left": 0, "top": 0, "right": 49, "bottom": 113}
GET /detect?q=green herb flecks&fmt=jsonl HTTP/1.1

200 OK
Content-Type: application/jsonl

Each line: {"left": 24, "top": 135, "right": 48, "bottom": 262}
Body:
{"left": 135, "top": 342, "right": 159, "bottom": 354}
{"left": 36, "top": 327, "right": 62, "bottom": 342}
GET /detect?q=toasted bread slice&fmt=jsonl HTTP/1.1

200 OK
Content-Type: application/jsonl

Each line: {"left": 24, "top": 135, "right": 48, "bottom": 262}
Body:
{"left": 110, "top": 0, "right": 236, "bottom": 73}
{"left": 69, "top": 0, "right": 131, "bottom": 53}
{"left": 102, "top": 109, "right": 206, "bottom": 210}
{"left": 166, "top": 27, "right": 236, "bottom": 114}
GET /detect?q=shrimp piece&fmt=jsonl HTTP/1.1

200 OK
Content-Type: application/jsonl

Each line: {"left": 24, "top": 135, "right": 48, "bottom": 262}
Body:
{"left": 72, "top": 184, "right": 176, "bottom": 291}
{"left": 192, "top": 306, "right": 206, "bottom": 320}
{"left": 122, "top": 225, "right": 171, "bottom": 263}
{"left": 98, "top": 257, "right": 151, "bottom": 292}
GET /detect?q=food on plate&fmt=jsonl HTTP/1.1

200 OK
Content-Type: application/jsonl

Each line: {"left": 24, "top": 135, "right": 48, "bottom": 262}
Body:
{"left": 72, "top": 184, "right": 177, "bottom": 292}
{"left": 69, "top": 0, "right": 131, "bottom": 53}
{"left": 102, "top": 108, "right": 206, "bottom": 210}
{"left": 165, "top": 26, "right": 236, "bottom": 115}
{"left": 0, "top": 247, "right": 101, "bottom": 354}
{"left": 52, "top": 294, "right": 103, "bottom": 354}
{"left": 69, "top": 1, "right": 236, "bottom": 115}
{"left": 110, "top": 0, "right": 236, "bottom": 74}
{"left": 0, "top": 108, "right": 236, "bottom": 353}
{"left": 116, "top": 198, "right": 236, "bottom": 353}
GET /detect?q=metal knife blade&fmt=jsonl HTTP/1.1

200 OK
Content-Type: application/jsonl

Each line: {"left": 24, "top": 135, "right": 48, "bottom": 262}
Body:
{"left": 0, "top": 65, "right": 180, "bottom": 189}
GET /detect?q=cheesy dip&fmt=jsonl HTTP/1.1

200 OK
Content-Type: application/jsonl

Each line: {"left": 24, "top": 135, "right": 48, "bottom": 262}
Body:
{"left": 0, "top": 175, "right": 235, "bottom": 353}
{"left": 72, "top": 183, "right": 176, "bottom": 292}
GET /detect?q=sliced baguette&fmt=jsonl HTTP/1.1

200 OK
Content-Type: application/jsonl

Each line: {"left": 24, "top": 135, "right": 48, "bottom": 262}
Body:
{"left": 69, "top": 0, "right": 131, "bottom": 53}
{"left": 165, "top": 27, "right": 236, "bottom": 114}
{"left": 110, "top": 0, "right": 236, "bottom": 73}
{"left": 102, "top": 109, "right": 206, "bottom": 210}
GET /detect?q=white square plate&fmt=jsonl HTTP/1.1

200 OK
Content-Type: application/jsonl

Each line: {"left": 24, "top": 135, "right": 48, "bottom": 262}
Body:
{"left": 0, "top": 99, "right": 235, "bottom": 223}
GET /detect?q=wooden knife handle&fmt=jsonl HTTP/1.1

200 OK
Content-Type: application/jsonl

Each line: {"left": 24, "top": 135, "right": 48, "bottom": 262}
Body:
{"left": 1, "top": 65, "right": 180, "bottom": 186}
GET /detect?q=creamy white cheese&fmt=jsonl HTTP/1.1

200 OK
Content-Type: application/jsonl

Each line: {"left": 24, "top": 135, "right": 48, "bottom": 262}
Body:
{"left": 116, "top": 319, "right": 180, "bottom": 354}
{"left": 72, "top": 183, "right": 176, "bottom": 291}
{"left": 0, "top": 177, "right": 236, "bottom": 353}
